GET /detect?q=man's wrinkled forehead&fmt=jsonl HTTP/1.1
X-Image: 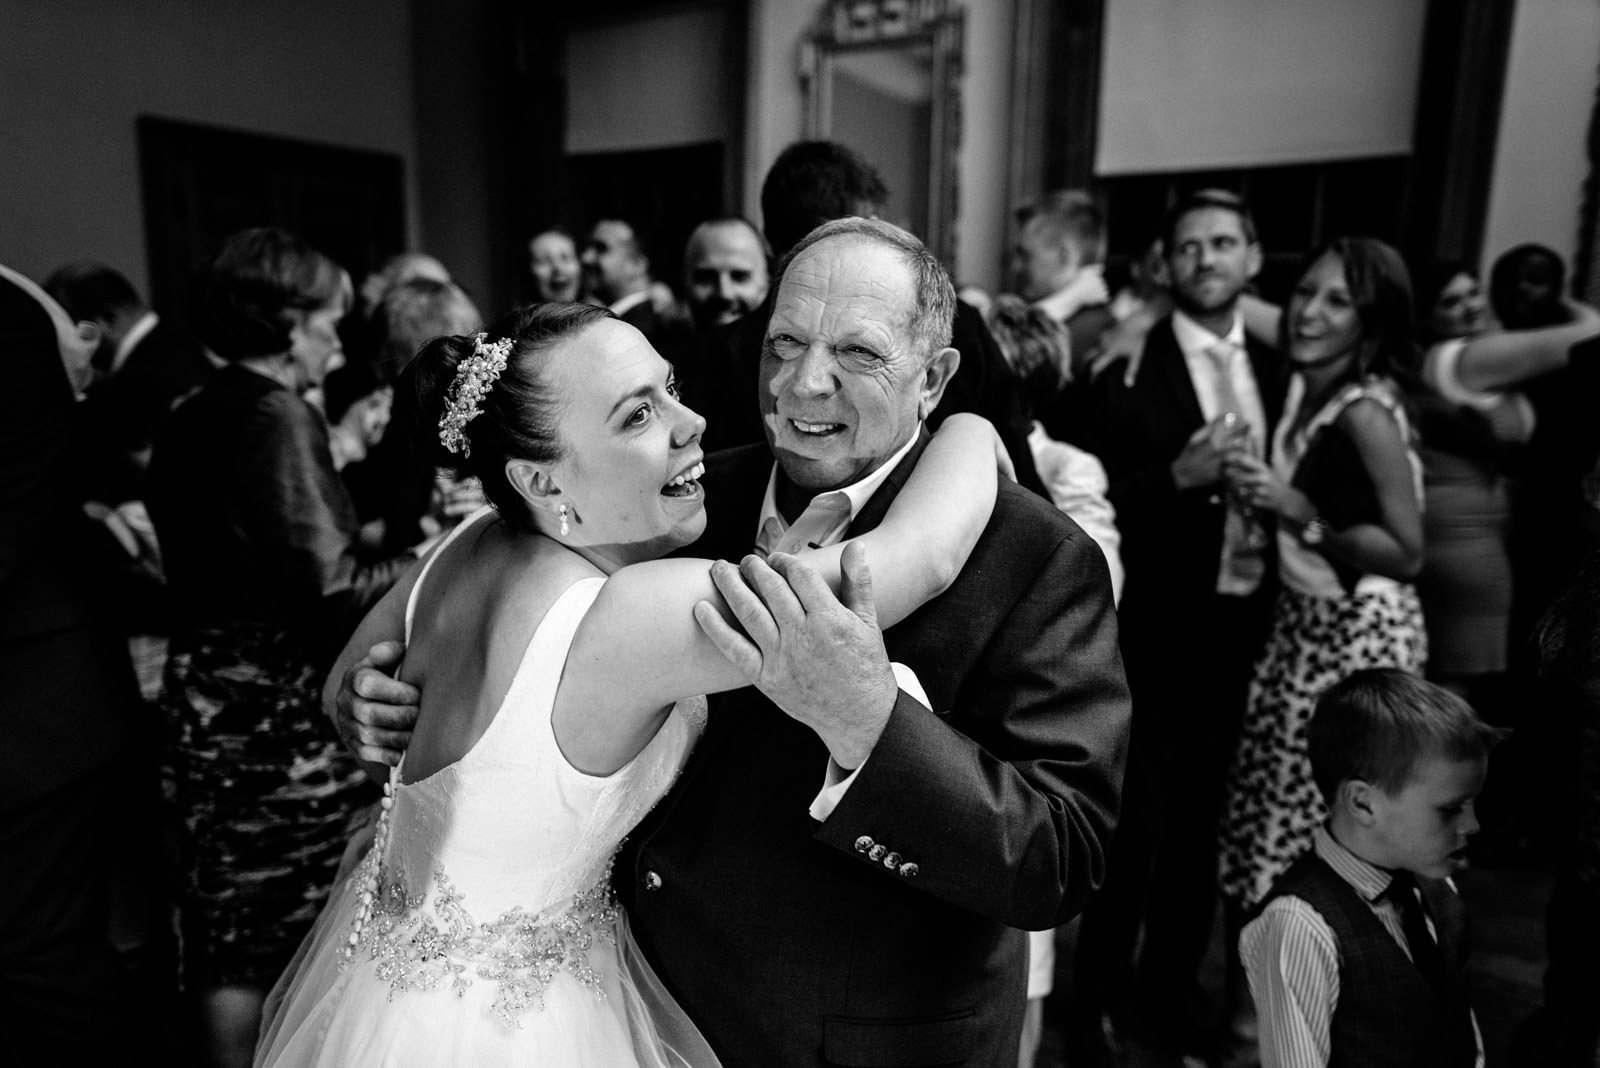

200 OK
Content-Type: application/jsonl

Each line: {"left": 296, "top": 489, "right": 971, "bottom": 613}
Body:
{"left": 774, "top": 245, "right": 914, "bottom": 340}
{"left": 779, "top": 236, "right": 912, "bottom": 304}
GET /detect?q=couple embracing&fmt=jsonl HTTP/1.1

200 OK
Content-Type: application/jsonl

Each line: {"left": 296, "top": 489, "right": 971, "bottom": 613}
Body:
{"left": 256, "top": 218, "right": 1130, "bottom": 1067}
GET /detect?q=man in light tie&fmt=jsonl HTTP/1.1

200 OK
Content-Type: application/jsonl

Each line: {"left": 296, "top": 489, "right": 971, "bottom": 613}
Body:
{"left": 1066, "top": 189, "right": 1285, "bottom": 1066}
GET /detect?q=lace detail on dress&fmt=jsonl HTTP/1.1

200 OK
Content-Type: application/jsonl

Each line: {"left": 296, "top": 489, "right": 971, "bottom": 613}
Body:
{"left": 360, "top": 861, "right": 619, "bottom": 1029}
{"left": 336, "top": 772, "right": 621, "bottom": 1029}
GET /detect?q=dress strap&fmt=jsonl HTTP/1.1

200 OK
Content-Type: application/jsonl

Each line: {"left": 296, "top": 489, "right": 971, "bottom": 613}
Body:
{"left": 403, "top": 505, "right": 496, "bottom": 646}
{"left": 1296, "top": 376, "right": 1424, "bottom": 508}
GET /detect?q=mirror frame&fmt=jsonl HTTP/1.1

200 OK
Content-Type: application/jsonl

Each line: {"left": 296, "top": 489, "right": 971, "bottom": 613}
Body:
{"left": 800, "top": 0, "right": 966, "bottom": 267}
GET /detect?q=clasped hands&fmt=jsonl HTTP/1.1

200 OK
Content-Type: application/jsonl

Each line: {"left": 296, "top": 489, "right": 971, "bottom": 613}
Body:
{"left": 693, "top": 542, "right": 898, "bottom": 771}
{"left": 1215, "top": 429, "right": 1315, "bottom": 526}
{"left": 334, "top": 544, "right": 900, "bottom": 772}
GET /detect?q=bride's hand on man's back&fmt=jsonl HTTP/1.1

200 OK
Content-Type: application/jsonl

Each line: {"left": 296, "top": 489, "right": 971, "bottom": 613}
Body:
{"left": 335, "top": 639, "right": 421, "bottom": 767}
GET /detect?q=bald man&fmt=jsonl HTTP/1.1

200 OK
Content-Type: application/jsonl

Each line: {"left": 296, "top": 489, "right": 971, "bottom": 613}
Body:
{"left": 682, "top": 217, "right": 770, "bottom": 332}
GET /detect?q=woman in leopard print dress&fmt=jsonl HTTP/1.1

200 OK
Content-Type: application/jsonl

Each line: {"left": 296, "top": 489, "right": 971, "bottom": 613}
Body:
{"left": 1218, "top": 238, "right": 1428, "bottom": 910}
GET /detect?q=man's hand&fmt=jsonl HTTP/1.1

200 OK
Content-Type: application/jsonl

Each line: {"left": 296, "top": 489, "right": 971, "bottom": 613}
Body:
{"left": 693, "top": 544, "right": 899, "bottom": 770}
{"left": 1171, "top": 416, "right": 1246, "bottom": 491}
{"left": 334, "top": 640, "right": 420, "bottom": 766}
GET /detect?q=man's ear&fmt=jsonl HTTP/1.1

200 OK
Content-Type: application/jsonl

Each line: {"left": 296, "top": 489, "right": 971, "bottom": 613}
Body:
{"left": 504, "top": 458, "right": 560, "bottom": 515}
{"left": 1244, "top": 242, "right": 1264, "bottom": 283}
{"left": 916, "top": 346, "right": 961, "bottom": 422}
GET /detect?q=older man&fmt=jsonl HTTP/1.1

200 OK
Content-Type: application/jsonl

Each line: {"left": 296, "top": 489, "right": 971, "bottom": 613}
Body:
{"left": 337, "top": 218, "right": 1128, "bottom": 1067}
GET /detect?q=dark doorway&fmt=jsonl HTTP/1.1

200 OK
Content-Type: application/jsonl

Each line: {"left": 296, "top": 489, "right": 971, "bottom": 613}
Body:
{"left": 138, "top": 116, "right": 406, "bottom": 331}
{"left": 562, "top": 141, "right": 725, "bottom": 297}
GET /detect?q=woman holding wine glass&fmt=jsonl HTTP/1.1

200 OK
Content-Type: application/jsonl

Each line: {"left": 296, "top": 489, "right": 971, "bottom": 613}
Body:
{"left": 1215, "top": 237, "right": 1428, "bottom": 911}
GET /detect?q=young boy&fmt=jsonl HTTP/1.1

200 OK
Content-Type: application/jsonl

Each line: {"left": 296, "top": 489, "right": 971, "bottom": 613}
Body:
{"left": 1241, "top": 668, "right": 1500, "bottom": 1068}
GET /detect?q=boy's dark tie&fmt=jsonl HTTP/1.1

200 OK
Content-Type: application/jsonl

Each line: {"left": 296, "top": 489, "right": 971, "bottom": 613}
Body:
{"left": 1385, "top": 871, "right": 1446, "bottom": 992}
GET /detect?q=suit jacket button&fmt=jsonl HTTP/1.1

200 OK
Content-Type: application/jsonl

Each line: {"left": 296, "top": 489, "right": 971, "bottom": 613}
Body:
{"left": 868, "top": 844, "right": 887, "bottom": 862}
{"left": 643, "top": 871, "right": 663, "bottom": 891}
{"left": 854, "top": 835, "right": 874, "bottom": 853}
{"left": 899, "top": 862, "right": 919, "bottom": 877}
{"left": 884, "top": 851, "right": 901, "bottom": 869}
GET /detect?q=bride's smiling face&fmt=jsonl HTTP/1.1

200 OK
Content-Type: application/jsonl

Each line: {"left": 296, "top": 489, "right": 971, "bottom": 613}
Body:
{"left": 541, "top": 319, "right": 708, "bottom": 565}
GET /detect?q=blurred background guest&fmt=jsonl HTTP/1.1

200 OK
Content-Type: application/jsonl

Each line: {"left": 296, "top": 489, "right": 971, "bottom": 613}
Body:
{"left": 356, "top": 275, "right": 485, "bottom": 557}
{"left": 1408, "top": 261, "right": 1531, "bottom": 715}
{"left": 527, "top": 227, "right": 580, "bottom": 303}
{"left": 1518, "top": 547, "right": 1600, "bottom": 1066}
{"left": 1, "top": 264, "right": 141, "bottom": 1065}
{"left": 145, "top": 227, "right": 425, "bottom": 1068}
{"left": 1219, "top": 237, "right": 1427, "bottom": 917}
{"left": 681, "top": 215, "right": 770, "bottom": 332}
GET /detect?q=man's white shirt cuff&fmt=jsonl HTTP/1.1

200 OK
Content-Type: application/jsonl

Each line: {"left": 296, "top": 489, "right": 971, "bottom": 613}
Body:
{"left": 809, "top": 663, "right": 928, "bottom": 821}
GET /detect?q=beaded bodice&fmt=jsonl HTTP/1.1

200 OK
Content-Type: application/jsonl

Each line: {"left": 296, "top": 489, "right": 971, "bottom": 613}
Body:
{"left": 333, "top": 533, "right": 705, "bottom": 1026}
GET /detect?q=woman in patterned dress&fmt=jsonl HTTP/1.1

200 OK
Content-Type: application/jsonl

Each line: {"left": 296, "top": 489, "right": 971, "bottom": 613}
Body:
{"left": 1216, "top": 237, "right": 1428, "bottom": 911}
{"left": 147, "top": 229, "right": 425, "bottom": 1067}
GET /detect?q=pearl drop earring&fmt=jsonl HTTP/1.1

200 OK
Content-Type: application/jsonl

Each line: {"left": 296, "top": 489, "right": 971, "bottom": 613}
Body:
{"left": 558, "top": 503, "right": 569, "bottom": 537}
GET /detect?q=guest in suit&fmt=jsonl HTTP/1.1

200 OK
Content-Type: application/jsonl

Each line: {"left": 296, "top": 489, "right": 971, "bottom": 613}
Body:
{"left": 681, "top": 216, "right": 770, "bottom": 332}
{"left": 337, "top": 217, "right": 1131, "bottom": 1067}
{"left": 581, "top": 218, "right": 690, "bottom": 352}
{"left": 1, "top": 266, "right": 140, "bottom": 1064}
{"left": 680, "top": 139, "right": 1045, "bottom": 496}
{"left": 1068, "top": 188, "right": 1284, "bottom": 1063}
{"left": 1011, "top": 189, "right": 1116, "bottom": 391}
{"left": 44, "top": 260, "right": 214, "bottom": 507}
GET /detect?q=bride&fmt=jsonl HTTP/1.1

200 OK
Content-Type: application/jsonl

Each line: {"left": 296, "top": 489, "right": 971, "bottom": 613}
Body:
{"left": 254, "top": 302, "right": 999, "bottom": 1066}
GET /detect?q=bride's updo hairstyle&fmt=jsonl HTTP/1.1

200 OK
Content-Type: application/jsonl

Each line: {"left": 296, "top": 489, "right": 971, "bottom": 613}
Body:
{"left": 399, "top": 301, "right": 615, "bottom": 530}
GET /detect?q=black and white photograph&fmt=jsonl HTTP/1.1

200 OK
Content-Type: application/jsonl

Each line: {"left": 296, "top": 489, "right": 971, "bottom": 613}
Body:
{"left": 4, "top": 1, "right": 1600, "bottom": 1066}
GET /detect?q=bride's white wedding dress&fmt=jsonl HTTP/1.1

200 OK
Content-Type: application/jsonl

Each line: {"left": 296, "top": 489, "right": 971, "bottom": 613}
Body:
{"left": 256, "top": 514, "right": 713, "bottom": 1066}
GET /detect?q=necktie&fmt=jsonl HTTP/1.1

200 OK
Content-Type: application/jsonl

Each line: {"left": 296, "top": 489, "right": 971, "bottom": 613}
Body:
{"left": 1205, "top": 340, "right": 1265, "bottom": 591}
{"left": 1385, "top": 872, "right": 1446, "bottom": 993}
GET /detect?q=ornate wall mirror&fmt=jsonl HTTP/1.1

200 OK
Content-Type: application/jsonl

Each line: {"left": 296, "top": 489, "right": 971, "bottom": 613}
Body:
{"left": 800, "top": 0, "right": 965, "bottom": 265}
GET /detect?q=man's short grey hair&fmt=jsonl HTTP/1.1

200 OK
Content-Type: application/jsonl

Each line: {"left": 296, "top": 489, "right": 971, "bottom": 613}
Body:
{"left": 775, "top": 217, "right": 955, "bottom": 359}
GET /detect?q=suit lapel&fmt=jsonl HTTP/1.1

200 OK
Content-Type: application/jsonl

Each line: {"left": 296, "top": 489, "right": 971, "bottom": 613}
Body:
{"left": 844, "top": 430, "right": 931, "bottom": 537}
{"left": 1145, "top": 319, "right": 1206, "bottom": 432}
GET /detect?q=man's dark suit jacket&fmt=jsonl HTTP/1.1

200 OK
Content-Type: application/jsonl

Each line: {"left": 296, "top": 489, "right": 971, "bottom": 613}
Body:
{"left": 676, "top": 299, "right": 1047, "bottom": 498}
{"left": 0, "top": 274, "right": 134, "bottom": 808}
{"left": 1074, "top": 316, "right": 1285, "bottom": 630}
{"left": 79, "top": 318, "right": 212, "bottom": 504}
{"left": 618, "top": 434, "right": 1130, "bottom": 1068}
{"left": 618, "top": 292, "right": 692, "bottom": 355}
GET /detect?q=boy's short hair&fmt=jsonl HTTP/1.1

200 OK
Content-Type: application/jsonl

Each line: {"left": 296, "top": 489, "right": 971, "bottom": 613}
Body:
{"left": 1307, "top": 668, "right": 1503, "bottom": 801}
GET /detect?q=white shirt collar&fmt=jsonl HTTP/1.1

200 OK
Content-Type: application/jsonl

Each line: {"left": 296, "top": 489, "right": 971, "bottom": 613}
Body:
{"left": 1031, "top": 264, "right": 1106, "bottom": 323}
{"left": 1171, "top": 307, "right": 1246, "bottom": 358}
{"left": 113, "top": 310, "right": 159, "bottom": 374}
{"left": 756, "top": 426, "right": 925, "bottom": 545}
{"left": 608, "top": 288, "right": 651, "bottom": 318}
{"left": 1312, "top": 825, "right": 1396, "bottom": 905}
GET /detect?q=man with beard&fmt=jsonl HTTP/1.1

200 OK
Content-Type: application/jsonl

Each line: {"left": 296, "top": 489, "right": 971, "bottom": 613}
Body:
{"left": 1067, "top": 188, "right": 1285, "bottom": 1065}
{"left": 682, "top": 217, "right": 770, "bottom": 333}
